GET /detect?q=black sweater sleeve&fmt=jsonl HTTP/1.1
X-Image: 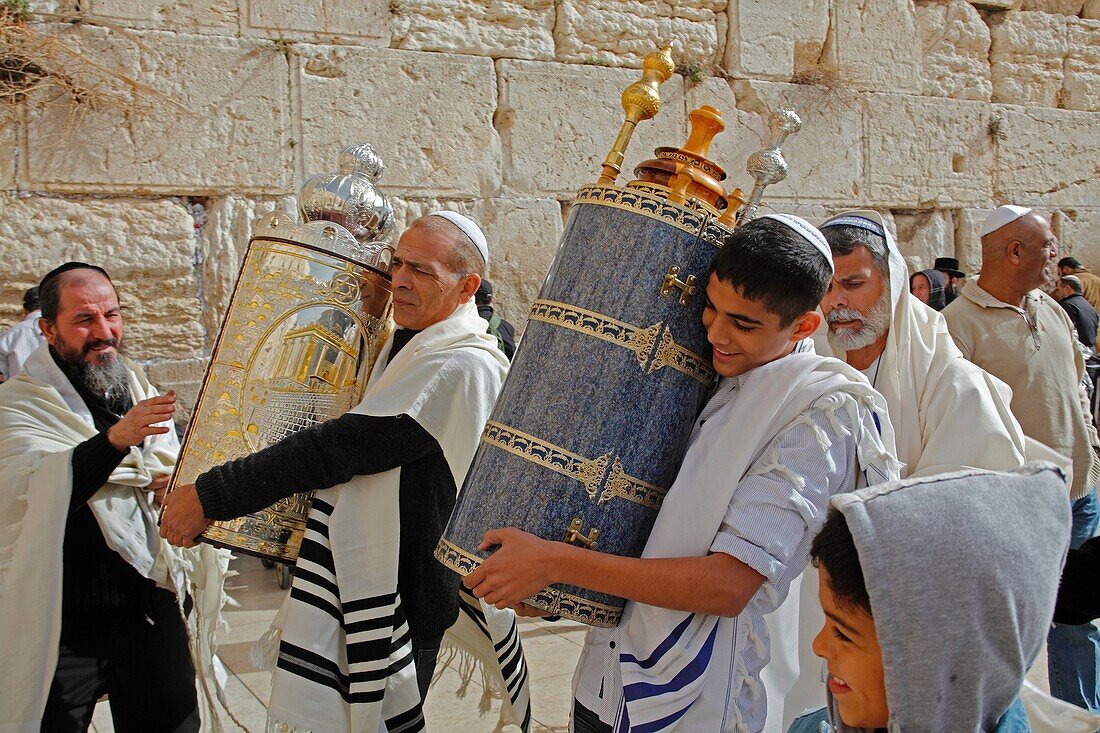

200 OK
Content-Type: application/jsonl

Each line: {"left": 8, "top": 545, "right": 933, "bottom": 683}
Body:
{"left": 195, "top": 412, "right": 442, "bottom": 521}
{"left": 1055, "top": 536, "right": 1100, "bottom": 625}
{"left": 69, "top": 431, "right": 128, "bottom": 515}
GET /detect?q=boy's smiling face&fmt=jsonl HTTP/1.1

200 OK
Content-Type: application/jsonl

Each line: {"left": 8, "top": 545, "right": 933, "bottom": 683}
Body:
{"left": 701, "top": 273, "right": 821, "bottom": 378}
{"left": 812, "top": 567, "right": 890, "bottom": 730}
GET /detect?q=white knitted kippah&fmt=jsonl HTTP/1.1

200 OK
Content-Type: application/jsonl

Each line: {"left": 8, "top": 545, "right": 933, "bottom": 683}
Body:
{"left": 980, "top": 205, "right": 1033, "bottom": 237}
{"left": 426, "top": 210, "right": 489, "bottom": 264}
{"left": 758, "top": 213, "right": 834, "bottom": 273}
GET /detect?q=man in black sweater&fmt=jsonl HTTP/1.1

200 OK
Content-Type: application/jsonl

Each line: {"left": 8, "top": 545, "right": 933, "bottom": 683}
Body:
{"left": 1057, "top": 275, "right": 1099, "bottom": 352}
{"left": 161, "top": 212, "right": 509, "bottom": 730}
{"left": 0, "top": 262, "right": 197, "bottom": 732}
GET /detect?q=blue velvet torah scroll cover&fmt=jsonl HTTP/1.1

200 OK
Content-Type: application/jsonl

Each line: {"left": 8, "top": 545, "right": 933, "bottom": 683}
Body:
{"left": 437, "top": 184, "right": 733, "bottom": 627}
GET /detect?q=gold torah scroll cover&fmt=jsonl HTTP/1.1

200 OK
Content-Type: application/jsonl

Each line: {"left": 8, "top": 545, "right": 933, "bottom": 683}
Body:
{"left": 170, "top": 216, "right": 393, "bottom": 563}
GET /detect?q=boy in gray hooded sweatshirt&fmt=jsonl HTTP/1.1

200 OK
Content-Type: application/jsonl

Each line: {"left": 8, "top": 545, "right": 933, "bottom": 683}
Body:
{"left": 787, "top": 464, "right": 1071, "bottom": 733}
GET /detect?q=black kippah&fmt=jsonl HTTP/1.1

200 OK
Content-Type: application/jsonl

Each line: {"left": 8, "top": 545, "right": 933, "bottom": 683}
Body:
{"left": 39, "top": 261, "right": 111, "bottom": 291}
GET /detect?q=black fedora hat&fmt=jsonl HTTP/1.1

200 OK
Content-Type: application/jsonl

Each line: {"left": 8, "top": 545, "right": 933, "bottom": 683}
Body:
{"left": 933, "top": 257, "right": 966, "bottom": 278}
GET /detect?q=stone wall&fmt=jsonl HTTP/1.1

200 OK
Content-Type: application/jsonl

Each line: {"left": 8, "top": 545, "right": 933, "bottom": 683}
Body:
{"left": 2, "top": 0, "right": 1098, "bottom": 417}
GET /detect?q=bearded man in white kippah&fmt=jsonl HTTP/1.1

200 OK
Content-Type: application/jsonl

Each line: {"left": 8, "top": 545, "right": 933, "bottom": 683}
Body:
{"left": 160, "top": 212, "right": 531, "bottom": 733}
{"left": 943, "top": 206, "right": 1100, "bottom": 718}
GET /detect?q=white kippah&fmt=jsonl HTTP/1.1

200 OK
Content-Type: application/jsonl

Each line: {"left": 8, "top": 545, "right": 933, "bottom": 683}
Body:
{"left": 980, "top": 205, "right": 1033, "bottom": 238}
{"left": 426, "top": 210, "right": 489, "bottom": 264}
{"left": 758, "top": 213, "right": 834, "bottom": 273}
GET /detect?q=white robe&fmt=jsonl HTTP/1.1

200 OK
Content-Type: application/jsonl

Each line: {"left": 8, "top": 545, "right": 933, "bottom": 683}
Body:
{"left": 0, "top": 344, "right": 232, "bottom": 733}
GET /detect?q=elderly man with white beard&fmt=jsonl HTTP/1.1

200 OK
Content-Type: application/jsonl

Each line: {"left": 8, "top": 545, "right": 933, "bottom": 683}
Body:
{"left": 819, "top": 210, "right": 1028, "bottom": 478}
{"left": 760, "top": 211, "right": 1030, "bottom": 733}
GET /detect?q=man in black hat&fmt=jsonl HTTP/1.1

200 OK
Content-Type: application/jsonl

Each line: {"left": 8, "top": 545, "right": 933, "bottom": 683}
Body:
{"left": 933, "top": 256, "right": 966, "bottom": 306}
{"left": 0, "top": 262, "right": 202, "bottom": 732}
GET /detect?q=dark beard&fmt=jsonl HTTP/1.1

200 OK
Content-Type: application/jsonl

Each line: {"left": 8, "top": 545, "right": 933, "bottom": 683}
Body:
{"left": 55, "top": 339, "right": 130, "bottom": 399}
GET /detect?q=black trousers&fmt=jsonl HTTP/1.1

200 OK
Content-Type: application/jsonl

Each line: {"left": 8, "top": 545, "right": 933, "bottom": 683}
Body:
{"left": 41, "top": 587, "right": 199, "bottom": 733}
{"left": 412, "top": 632, "right": 444, "bottom": 702}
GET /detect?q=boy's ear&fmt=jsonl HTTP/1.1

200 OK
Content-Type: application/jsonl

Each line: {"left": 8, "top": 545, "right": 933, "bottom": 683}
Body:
{"left": 790, "top": 310, "right": 822, "bottom": 342}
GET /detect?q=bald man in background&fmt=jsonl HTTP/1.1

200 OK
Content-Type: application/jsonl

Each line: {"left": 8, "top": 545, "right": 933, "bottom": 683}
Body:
{"left": 943, "top": 206, "right": 1100, "bottom": 717}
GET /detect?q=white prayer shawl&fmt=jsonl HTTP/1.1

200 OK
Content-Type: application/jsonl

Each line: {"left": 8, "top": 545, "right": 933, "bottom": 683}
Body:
{"left": 761, "top": 212, "right": 1034, "bottom": 733}
{"left": 824, "top": 211, "right": 1028, "bottom": 480}
{"left": 0, "top": 343, "right": 232, "bottom": 733}
{"left": 267, "top": 301, "right": 511, "bottom": 733}
{"left": 608, "top": 350, "right": 899, "bottom": 733}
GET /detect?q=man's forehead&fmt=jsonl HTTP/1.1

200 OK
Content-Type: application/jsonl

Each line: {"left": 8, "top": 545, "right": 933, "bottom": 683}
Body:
{"left": 833, "top": 248, "right": 882, "bottom": 277}
{"left": 59, "top": 272, "right": 118, "bottom": 307}
{"left": 395, "top": 224, "right": 454, "bottom": 263}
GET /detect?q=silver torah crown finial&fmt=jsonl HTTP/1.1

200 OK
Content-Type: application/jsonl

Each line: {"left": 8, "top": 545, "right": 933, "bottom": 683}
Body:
{"left": 735, "top": 109, "right": 802, "bottom": 225}
{"left": 297, "top": 142, "right": 396, "bottom": 249}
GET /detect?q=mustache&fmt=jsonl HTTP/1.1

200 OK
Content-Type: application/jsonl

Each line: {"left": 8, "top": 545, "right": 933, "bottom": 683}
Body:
{"left": 83, "top": 338, "right": 118, "bottom": 355}
{"left": 826, "top": 308, "right": 865, "bottom": 324}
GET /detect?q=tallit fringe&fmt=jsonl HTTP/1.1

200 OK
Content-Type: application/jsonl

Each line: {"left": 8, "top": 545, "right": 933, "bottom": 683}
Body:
{"left": 252, "top": 624, "right": 283, "bottom": 671}
{"left": 435, "top": 642, "right": 497, "bottom": 712}
{"left": 175, "top": 547, "right": 249, "bottom": 732}
{"left": 746, "top": 439, "right": 806, "bottom": 489}
{"left": 434, "top": 641, "right": 510, "bottom": 732}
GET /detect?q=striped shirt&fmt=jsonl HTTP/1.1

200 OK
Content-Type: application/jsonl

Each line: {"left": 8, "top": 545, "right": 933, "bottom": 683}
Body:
{"left": 575, "top": 341, "right": 859, "bottom": 730}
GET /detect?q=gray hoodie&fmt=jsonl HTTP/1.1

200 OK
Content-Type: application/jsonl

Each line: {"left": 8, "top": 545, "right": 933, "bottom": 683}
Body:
{"left": 826, "top": 464, "right": 1071, "bottom": 733}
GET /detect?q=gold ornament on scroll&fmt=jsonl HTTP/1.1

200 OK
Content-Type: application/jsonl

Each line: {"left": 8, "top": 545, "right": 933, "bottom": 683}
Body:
{"left": 167, "top": 143, "right": 396, "bottom": 563}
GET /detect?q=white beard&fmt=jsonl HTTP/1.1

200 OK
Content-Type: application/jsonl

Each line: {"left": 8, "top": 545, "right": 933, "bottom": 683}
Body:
{"left": 827, "top": 291, "right": 892, "bottom": 353}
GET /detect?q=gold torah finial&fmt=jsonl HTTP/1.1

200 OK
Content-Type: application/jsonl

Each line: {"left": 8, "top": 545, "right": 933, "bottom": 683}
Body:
{"left": 597, "top": 46, "right": 675, "bottom": 186}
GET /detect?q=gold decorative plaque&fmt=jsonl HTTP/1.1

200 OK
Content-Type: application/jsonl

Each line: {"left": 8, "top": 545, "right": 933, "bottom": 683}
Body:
{"left": 170, "top": 214, "right": 394, "bottom": 562}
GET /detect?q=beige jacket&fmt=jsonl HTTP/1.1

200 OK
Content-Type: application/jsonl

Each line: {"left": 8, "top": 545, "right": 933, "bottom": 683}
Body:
{"left": 943, "top": 280, "right": 1099, "bottom": 499}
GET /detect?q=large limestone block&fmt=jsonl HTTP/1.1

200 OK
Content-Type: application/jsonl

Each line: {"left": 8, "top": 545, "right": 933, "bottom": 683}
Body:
{"left": 77, "top": 0, "right": 240, "bottom": 34}
{"left": 21, "top": 27, "right": 292, "bottom": 195}
{"left": 246, "top": 0, "right": 389, "bottom": 42}
{"left": 916, "top": 0, "right": 992, "bottom": 101}
{"left": 1064, "top": 19, "right": 1100, "bottom": 111}
{"left": 862, "top": 94, "right": 993, "bottom": 208}
{"left": 145, "top": 357, "right": 208, "bottom": 427}
{"left": 1056, "top": 208, "right": 1100, "bottom": 269}
{"left": 724, "top": 0, "right": 830, "bottom": 81}
{"left": 994, "top": 105, "right": 1100, "bottom": 207}
{"left": 832, "top": 0, "right": 923, "bottom": 94}
{"left": 685, "top": 79, "right": 863, "bottom": 204}
{"left": 477, "top": 197, "right": 563, "bottom": 326}
{"left": 496, "top": 59, "right": 686, "bottom": 197}
{"left": 384, "top": 196, "right": 562, "bottom": 328}
{"left": 391, "top": 0, "right": 555, "bottom": 60}
{"left": 1086, "top": 0, "right": 1100, "bottom": 18}
{"left": 990, "top": 11, "right": 1069, "bottom": 107}
{"left": 553, "top": 0, "right": 726, "bottom": 69}
{"left": 955, "top": 208, "right": 995, "bottom": 275}
{"left": 198, "top": 196, "right": 296, "bottom": 351}
{"left": 893, "top": 209, "right": 955, "bottom": 275}
{"left": 0, "top": 196, "right": 203, "bottom": 361}
{"left": 1019, "top": 0, "right": 1084, "bottom": 12}
{"left": 297, "top": 46, "right": 499, "bottom": 198}
{"left": 968, "top": 0, "right": 1020, "bottom": 8}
